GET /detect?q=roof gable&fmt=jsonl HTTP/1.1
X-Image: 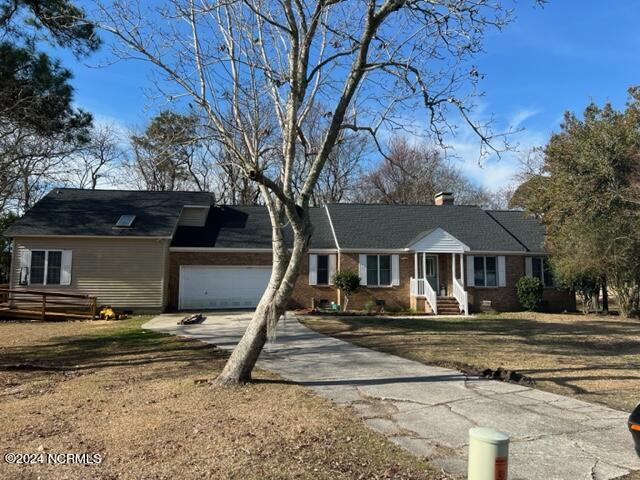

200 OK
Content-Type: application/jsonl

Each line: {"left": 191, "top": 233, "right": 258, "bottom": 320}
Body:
{"left": 326, "top": 204, "right": 528, "bottom": 252}
{"left": 407, "top": 227, "right": 470, "bottom": 252}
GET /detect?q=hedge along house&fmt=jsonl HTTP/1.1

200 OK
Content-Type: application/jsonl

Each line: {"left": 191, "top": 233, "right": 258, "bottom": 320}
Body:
{"left": 4, "top": 189, "right": 575, "bottom": 314}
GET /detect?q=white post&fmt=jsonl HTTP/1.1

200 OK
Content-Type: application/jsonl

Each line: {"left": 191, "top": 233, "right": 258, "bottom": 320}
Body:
{"left": 414, "top": 252, "right": 418, "bottom": 280}
{"left": 451, "top": 253, "right": 455, "bottom": 279}
{"left": 460, "top": 253, "right": 465, "bottom": 286}
{"left": 422, "top": 253, "right": 426, "bottom": 283}
{"left": 468, "top": 427, "right": 510, "bottom": 480}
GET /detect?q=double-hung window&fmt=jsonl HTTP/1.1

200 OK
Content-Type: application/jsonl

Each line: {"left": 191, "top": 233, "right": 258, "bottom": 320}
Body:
{"left": 29, "top": 250, "right": 63, "bottom": 285}
{"left": 309, "top": 254, "right": 335, "bottom": 286}
{"left": 531, "top": 257, "right": 555, "bottom": 287}
{"left": 473, "top": 256, "right": 498, "bottom": 287}
{"left": 366, "top": 255, "right": 392, "bottom": 286}
{"left": 316, "top": 255, "right": 329, "bottom": 285}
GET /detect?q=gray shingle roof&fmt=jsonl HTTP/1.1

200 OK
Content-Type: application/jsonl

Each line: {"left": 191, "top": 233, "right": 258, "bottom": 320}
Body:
{"left": 4, "top": 188, "right": 215, "bottom": 237}
{"left": 485, "top": 210, "right": 545, "bottom": 252}
{"left": 171, "top": 205, "right": 336, "bottom": 249}
{"left": 5, "top": 189, "right": 546, "bottom": 253}
{"left": 326, "top": 204, "right": 529, "bottom": 252}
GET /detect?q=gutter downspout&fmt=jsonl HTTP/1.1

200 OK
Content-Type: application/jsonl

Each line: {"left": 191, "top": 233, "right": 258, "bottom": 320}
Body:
{"left": 324, "top": 204, "right": 342, "bottom": 306}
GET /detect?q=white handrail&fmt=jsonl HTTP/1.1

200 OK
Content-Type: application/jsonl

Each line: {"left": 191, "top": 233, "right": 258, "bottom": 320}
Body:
{"left": 410, "top": 277, "right": 437, "bottom": 314}
{"left": 453, "top": 278, "right": 468, "bottom": 315}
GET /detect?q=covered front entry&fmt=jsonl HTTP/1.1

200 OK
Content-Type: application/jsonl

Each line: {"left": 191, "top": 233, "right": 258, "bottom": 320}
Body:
{"left": 179, "top": 265, "right": 272, "bottom": 310}
{"left": 408, "top": 228, "right": 469, "bottom": 315}
{"left": 418, "top": 254, "right": 438, "bottom": 291}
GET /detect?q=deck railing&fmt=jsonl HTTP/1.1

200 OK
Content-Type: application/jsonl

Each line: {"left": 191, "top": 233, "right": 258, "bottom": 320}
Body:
{"left": 453, "top": 278, "right": 468, "bottom": 315}
{"left": 410, "top": 278, "right": 438, "bottom": 314}
{"left": 0, "top": 288, "right": 97, "bottom": 321}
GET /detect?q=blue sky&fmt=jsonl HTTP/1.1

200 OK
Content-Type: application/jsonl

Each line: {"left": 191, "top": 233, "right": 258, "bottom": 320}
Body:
{"left": 56, "top": 0, "right": 640, "bottom": 192}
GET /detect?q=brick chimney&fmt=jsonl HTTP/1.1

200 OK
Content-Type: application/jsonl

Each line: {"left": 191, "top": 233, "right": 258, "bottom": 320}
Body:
{"left": 434, "top": 192, "right": 454, "bottom": 205}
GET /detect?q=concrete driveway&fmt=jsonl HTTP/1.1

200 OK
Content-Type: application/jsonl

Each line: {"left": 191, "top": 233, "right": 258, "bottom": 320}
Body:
{"left": 144, "top": 311, "right": 640, "bottom": 480}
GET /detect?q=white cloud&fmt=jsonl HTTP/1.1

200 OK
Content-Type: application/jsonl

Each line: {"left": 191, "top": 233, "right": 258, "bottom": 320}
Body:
{"left": 91, "top": 112, "right": 130, "bottom": 144}
{"left": 444, "top": 108, "right": 548, "bottom": 193}
{"left": 510, "top": 108, "right": 540, "bottom": 130}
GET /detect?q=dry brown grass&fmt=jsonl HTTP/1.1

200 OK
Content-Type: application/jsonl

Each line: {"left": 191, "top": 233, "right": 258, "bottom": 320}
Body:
{"left": 0, "top": 317, "right": 447, "bottom": 480}
{"left": 301, "top": 311, "right": 640, "bottom": 412}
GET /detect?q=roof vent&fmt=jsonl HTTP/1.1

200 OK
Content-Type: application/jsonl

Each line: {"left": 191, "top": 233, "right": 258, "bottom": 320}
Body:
{"left": 434, "top": 192, "right": 454, "bottom": 206}
{"left": 114, "top": 214, "right": 136, "bottom": 228}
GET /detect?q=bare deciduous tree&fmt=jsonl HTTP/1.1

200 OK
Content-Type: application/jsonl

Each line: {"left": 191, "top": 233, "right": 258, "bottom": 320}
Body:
{"left": 0, "top": 124, "right": 88, "bottom": 212}
{"left": 64, "top": 124, "right": 124, "bottom": 189}
{"left": 355, "top": 137, "right": 491, "bottom": 205}
{"left": 289, "top": 104, "right": 367, "bottom": 204}
{"left": 94, "top": 0, "right": 514, "bottom": 384}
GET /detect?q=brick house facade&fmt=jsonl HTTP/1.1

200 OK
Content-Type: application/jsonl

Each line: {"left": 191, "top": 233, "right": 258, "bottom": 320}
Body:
{"left": 168, "top": 249, "right": 575, "bottom": 313}
{"left": 6, "top": 189, "right": 576, "bottom": 314}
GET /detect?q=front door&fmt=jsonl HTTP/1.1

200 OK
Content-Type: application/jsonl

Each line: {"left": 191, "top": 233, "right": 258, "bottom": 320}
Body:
{"left": 425, "top": 255, "right": 438, "bottom": 291}
{"left": 417, "top": 253, "right": 438, "bottom": 291}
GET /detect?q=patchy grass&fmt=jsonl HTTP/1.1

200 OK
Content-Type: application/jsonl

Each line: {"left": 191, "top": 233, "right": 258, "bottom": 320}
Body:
{"left": 0, "top": 317, "right": 447, "bottom": 480}
{"left": 301, "top": 312, "right": 640, "bottom": 412}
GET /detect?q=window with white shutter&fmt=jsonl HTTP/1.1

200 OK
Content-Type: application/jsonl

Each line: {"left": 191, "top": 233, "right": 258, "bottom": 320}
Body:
{"left": 27, "top": 250, "right": 70, "bottom": 285}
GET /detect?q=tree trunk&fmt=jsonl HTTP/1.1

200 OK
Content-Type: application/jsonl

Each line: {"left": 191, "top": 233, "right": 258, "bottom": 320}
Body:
{"left": 212, "top": 211, "right": 310, "bottom": 385}
{"left": 211, "top": 294, "right": 281, "bottom": 384}
{"left": 601, "top": 278, "right": 609, "bottom": 315}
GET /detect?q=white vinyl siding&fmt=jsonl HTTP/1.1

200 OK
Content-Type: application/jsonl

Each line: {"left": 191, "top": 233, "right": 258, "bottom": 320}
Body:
{"left": 11, "top": 237, "right": 169, "bottom": 309}
{"left": 177, "top": 206, "right": 209, "bottom": 226}
{"left": 407, "top": 227, "right": 468, "bottom": 252}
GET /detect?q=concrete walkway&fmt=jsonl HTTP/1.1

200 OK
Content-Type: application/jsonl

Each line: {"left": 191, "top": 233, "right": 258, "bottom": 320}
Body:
{"left": 144, "top": 312, "right": 640, "bottom": 480}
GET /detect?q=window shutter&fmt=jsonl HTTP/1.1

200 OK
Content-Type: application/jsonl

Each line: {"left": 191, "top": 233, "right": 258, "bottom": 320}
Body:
{"left": 391, "top": 254, "right": 400, "bottom": 286}
{"left": 308, "top": 254, "right": 318, "bottom": 286}
{"left": 20, "top": 248, "right": 31, "bottom": 285}
{"left": 328, "top": 255, "right": 337, "bottom": 284}
{"left": 358, "top": 254, "right": 367, "bottom": 286}
{"left": 498, "top": 256, "right": 506, "bottom": 287}
{"left": 466, "top": 255, "right": 475, "bottom": 287}
{"left": 61, "top": 250, "right": 72, "bottom": 285}
{"left": 525, "top": 257, "right": 533, "bottom": 278}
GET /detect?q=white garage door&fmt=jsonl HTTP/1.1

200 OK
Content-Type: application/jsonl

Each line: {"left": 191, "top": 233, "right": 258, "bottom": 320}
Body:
{"left": 179, "top": 266, "right": 272, "bottom": 310}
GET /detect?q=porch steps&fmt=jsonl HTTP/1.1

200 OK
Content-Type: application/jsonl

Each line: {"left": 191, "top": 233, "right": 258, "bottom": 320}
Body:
{"left": 436, "top": 297, "right": 462, "bottom": 315}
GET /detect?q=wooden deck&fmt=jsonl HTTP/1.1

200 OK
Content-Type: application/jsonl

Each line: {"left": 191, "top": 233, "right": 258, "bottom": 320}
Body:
{"left": 0, "top": 288, "right": 97, "bottom": 321}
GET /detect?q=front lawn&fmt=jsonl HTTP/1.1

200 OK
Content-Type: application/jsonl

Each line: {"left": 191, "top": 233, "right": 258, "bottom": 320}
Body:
{"left": 301, "top": 312, "right": 640, "bottom": 412}
{"left": 0, "top": 317, "right": 446, "bottom": 480}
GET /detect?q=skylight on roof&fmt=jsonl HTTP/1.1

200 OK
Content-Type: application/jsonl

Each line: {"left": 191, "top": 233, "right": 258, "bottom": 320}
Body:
{"left": 115, "top": 214, "right": 136, "bottom": 228}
